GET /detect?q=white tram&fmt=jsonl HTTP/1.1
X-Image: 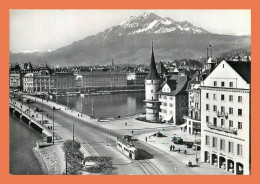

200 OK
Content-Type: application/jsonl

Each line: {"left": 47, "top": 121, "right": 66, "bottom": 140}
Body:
{"left": 116, "top": 138, "right": 138, "bottom": 160}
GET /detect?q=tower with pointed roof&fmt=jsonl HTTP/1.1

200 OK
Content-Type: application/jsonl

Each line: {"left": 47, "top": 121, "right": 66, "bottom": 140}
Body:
{"left": 143, "top": 41, "right": 161, "bottom": 122}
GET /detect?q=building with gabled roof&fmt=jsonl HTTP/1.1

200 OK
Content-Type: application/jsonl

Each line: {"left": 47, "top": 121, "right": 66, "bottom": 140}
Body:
{"left": 200, "top": 60, "right": 251, "bottom": 175}
{"left": 157, "top": 75, "right": 189, "bottom": 124}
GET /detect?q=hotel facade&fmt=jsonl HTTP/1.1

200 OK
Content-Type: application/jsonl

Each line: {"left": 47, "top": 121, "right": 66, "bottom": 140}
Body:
{"left": 200, "top": 60, "right": 251, "bottom": 175}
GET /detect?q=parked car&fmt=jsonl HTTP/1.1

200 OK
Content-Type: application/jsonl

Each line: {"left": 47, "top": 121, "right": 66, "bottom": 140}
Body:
{"left": 150, "top": 132, "right": 164, "bottom": 138}
{"left": 185, "top": 142, "right": 194, "bottom": 148}
{"left": 123, "top": 135, "right": 132, "bottom": 141}
{"left": 170, "top": 135, "right": 183, "bottom": 144}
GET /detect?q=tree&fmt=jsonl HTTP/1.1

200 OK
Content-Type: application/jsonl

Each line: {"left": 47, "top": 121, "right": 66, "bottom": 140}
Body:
{"left": 62, "top": 139, "right": 84, "bottom": 175}
{"left": 84, "top": 156, "right": 117, "bottom": 175}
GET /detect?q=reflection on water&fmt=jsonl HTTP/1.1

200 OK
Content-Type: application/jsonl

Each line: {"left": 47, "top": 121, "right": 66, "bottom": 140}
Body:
{"left": 9, "top": 114, "right": 42, "bottom": 175}
{"left": 57, "top": 92, "right": 145, "bottom": 118}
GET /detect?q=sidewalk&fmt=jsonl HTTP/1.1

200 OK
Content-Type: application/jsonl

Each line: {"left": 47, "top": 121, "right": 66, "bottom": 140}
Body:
{"left": 137, "top": 127, "right": 230, "bottom": 175}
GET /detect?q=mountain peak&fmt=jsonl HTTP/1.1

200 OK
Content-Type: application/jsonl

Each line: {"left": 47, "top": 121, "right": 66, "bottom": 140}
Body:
{"left": 103, "top": 12, "right": 209, "bottom": 39}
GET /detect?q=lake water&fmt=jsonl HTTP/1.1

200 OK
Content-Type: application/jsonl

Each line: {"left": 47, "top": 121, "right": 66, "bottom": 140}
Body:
{"left": 9, "top": 114, "right": 42, "bottom": 175}
{"left": 56, "top": 92, "right": 145, "bottom": 118}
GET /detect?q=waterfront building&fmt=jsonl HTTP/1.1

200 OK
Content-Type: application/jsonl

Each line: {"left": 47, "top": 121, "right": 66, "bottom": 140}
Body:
{"left": 127, "top": 72, "right": 148, "bottom": 86}
{"left": 200, "top": 60, "right": 251, "bottom": 175}
{"left": 81, "top": 71, "right": 127, "bottom": 88}
{"left": 158, "top": 75, "right": 188, "bottom": 125}
{"left": 50, "top": 72, "right": 76, "bottom": 92}
{"left": 23, "top": 70, "right": 51, "bottom": 93}
{"left": 143, "top": 42, "right": 161, "bottom": 122}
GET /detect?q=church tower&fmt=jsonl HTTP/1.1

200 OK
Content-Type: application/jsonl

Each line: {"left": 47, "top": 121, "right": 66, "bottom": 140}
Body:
{"left": 144, "top": 41, "right": 161, "bottom": 122}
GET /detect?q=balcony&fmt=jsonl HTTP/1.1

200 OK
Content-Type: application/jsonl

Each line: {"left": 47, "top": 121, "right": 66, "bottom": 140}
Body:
{"left": 216, "top": 111, "right": 228, "bottom": 119}
{"left": 183, "top": 115, "right": 201, "bottom": 121}
{"left": 207, "top": 123, "right": 237, "bottom": 135}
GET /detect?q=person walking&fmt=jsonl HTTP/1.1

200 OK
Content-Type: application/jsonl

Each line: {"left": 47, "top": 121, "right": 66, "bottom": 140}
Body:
{"left": 145, "top": 137, "right": 147, "bottom": 142}
{"left": 131, "top": 130, "right": 134, "bottom": 135}
{"left": 178, "top": 148, "right": 180, "bottom": 153}
{"left": 170, "top": 145, "right": 173, "bottom": 151}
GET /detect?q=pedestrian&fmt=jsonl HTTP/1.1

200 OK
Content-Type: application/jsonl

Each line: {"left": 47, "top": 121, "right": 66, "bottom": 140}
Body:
{"left": 196, "top": 158, "right": 199, "bottom": 164}
{"left": 172, "top": 145, "right": 175, "bottom": 151}
{"left": 178, "top": 148, "right": 180, "bottom": 153}
{"left": 184, "top": 149, "right": 187, "bottom": 154}
{"left": 81, "top": 114, "right": 82, "bottom": 117}
{"left": 125, "top": 122, "right": 127, "bottom": 126}
{"left": 170, "top": 145, "right": 173, "bottom": 151}
{"left": 132, "top": 130, "right": 134, "bottom": 135}
{"left": 78, "top": 114, "right": 79, "bottom": 117}
{"left": 145, "top": 137, "right": 147, "bottom": 142}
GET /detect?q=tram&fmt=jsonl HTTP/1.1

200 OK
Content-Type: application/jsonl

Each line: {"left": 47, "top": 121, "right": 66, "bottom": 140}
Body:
{"left": 116, "top": 138, "right": 138, "bottom": 160}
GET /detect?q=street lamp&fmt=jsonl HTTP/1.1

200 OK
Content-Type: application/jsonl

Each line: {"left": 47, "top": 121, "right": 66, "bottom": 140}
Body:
{"left": 52, "top": 106, "right": 59, "bottom": 144}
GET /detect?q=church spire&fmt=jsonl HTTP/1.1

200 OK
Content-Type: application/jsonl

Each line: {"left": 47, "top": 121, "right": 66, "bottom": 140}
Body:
{"left": 146, "top": 41, "right": 160, "bottom": 80}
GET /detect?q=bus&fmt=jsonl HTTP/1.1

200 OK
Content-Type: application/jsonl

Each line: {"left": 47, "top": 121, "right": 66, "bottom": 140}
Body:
{"left": 116, "top": 138, "right": 138, "bottom": 160}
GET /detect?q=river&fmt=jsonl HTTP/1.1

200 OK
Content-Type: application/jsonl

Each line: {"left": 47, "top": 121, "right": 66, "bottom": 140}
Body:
{"left": 10, "top": 92, "right": 145, "bottom": 174}
{"left": 9, "top": 114, "right": 42, "bottom": 175}
{"left": 56, "top": 91, "right": 145, "bottom": 118}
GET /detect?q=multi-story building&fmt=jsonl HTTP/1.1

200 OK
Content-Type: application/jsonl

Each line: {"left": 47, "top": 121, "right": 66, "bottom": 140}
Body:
{"left": 184, "top": 73, "right": 201, "bottom": 134}
{"left": 50, "top": 72, "right": 76, "bottom": 92}
{"left": 10, "top": 63, "right": 22, "bottom": 90}
{"left": 23, "top": 70, "right": 51, "bottom": 93}
{"left": 127, "top": 72, "right": 148, "bottom": 86}
{"left": 143, "top": 43, "right": 161, "bottom": 122}
{"left": 200, "top": 60, "right": 251, "bottom": 175}
{"left": 158, "top": 75, "right": 189, "bottom": 125}
{"left": 81, "top": 72, "right": 127, "bottom": 88}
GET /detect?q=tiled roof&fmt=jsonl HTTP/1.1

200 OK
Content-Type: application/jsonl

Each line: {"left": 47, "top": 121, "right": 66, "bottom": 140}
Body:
{"left": 158, "top": 75, "right": 188, "bottom": 96}
{"left": 226, "top": 61, "right": 251, "bottom": 83}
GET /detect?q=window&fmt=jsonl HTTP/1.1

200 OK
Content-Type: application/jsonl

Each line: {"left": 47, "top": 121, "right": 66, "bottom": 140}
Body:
{"left": 221, "top": 106, "right": 225, "bottom": 113}
{"left": 238, "top": 122, "right": 243, "bottom": 129}
{"left": 229, "top": 108, "right": 233, "bottom": 115}
{"left": 237, "top": 144, "right": 243, "bottom": 156}
{"left": 213, "top": 105, "right": 217, "bottom": 112}
{"left": 238, "top": 109, "right": 242, "bottom": 116}
{"left": 206, "top": 116, "right": 209, "bottom": 123}
{"left": 238, "top": 96, "right": 242, "bottom": 102}
{"left": 221, "top": 94, "right": 225, "bottom": 101}
{"left": 220, "top": 139, "right": 225, "bottom": 151}
{"left": 206, "top": 135, "right": 210, "bottom": 146}
{"left": 221, "top": 119, "right": 225, "bottom": 127}
{"left": 229, "top": 120, "right": 233, "bottom": 128}
{"left": 213, "top": 137, "right": 217, "bottom": 148}
{"left": 206, "top": 93, "right": 209, "bottom": 99}
{"left": 169, "top": 103, "right": 173, "bottom": 107}
{"left": 229, "top": 95, "right": 233, "bottom": 102}
{"left": 213, "top": 117, "right": 217, "bottom": 126}
{"left": 214, "top": 81, "right": 217, "bottom": 86}
{"left": 228, "top": 142, "right": 234, "bottom": 153}
{"left": 230, "top": 82, "right": 233, "bottom": 87}
{"left": 206, "top": 104, "right": 210, "bottom": 111}
{"left": 151, "top": 90, "right": 153, "bottom": 93}
{"left": 221, "top": 82, "right": 225, "bottom": 87}
{"left": 213, "top": 94, "right": 217, "bottom": 100}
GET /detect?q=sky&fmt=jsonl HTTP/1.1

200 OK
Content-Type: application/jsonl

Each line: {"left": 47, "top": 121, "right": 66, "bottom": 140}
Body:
{"left": 10, "top": 10, "right": 251, "bottom": 53}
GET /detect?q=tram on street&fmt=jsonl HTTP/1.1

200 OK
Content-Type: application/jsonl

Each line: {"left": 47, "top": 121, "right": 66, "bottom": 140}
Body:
{"left": 116, "top": 138, "right": 138, "bottom": 160}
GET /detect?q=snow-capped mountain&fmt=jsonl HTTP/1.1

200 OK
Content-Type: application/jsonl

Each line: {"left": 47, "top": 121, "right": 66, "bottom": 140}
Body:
{"left": 95, "top": 12, "right": 209, "bottom": 39}
{"left": 10, "top": 12, "right": 250, "bottom": 66}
